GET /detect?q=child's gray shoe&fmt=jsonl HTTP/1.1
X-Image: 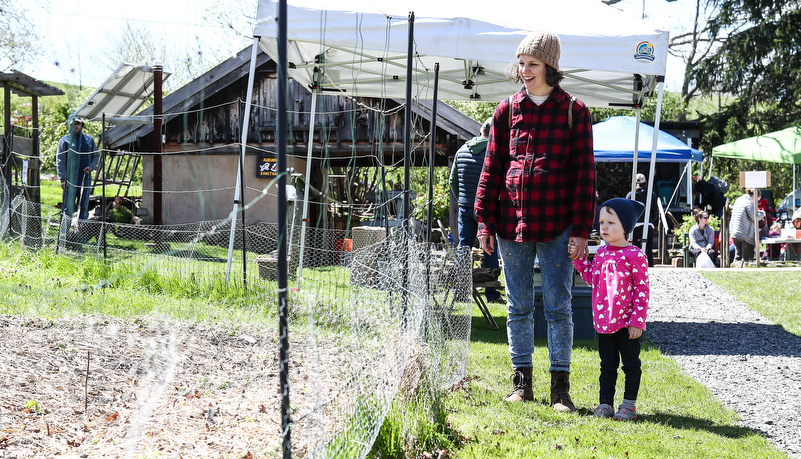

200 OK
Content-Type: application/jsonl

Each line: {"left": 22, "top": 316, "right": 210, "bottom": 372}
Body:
{"left": 612, "top": 406, "right": 637, "bottom": 421}
{"left": 593, "top": 404, "right": 614, "bottom": 418}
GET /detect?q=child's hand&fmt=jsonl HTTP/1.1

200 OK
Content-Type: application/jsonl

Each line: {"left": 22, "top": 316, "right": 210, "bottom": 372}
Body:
{"left": 628, "top": 326, "right": 642, "bottom": 339}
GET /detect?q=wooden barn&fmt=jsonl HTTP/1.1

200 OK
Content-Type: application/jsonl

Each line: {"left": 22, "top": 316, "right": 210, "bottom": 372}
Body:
{"left": 103, "top": 45, "right": 480, "bottom": 229}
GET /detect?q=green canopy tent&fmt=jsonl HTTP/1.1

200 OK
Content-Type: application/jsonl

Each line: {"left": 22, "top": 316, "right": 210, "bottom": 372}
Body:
{"left": 712, "top": 126, "right": 801, "bottom": 213}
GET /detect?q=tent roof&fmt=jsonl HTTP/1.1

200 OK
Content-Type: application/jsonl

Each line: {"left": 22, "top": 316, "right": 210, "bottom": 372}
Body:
{"left": 594, "top": 116, "right": 703, "bottom": 163}
{"left": 253, "top": 0, "right": 669, "bottom": 107}
{"left": 711, "top": 126, "right": 801, "bottom": 164}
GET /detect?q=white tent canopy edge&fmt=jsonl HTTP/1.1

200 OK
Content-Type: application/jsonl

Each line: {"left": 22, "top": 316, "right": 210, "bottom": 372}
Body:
{"left": 253, "top": 0, "right": 669, "bottom": 107}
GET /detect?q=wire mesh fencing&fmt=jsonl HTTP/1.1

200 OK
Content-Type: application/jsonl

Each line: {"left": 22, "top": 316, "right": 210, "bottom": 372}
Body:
{"left": 0, "top": 174, "right": 474, "bottom": 458}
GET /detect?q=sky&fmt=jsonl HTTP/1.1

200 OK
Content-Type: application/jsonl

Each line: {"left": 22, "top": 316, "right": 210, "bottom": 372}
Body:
{"left": 25, "top": 0, "right": 231, "bottom": 88}
{"left": 24, "top": 0, "right": 699, "bottom": 91}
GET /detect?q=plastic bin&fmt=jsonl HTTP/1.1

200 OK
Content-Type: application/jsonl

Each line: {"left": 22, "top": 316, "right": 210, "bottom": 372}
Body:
{"left": 534, "top": 286, "right": 595, "bottom": 340}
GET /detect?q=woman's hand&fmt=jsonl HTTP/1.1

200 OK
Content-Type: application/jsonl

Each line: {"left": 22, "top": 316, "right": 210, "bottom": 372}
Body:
{"left": 568, "top": 237, "right": 588, "bottom": 260}
{"left": 478, "top": 235, "right": 495, "bottom": 255}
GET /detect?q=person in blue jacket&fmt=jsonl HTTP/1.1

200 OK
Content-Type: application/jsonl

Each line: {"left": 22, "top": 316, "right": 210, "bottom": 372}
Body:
{"left": 449, "top": 117, "right": 502, "bottom": 303}
{"left": 57, "top": 117, "right": 99, "bottom": 224}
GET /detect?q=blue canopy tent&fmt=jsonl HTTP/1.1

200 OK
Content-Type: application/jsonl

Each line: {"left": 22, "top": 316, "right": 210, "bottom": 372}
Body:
{"left": 594, "top": 116, "right": 703, "bottom": 163}
{"left": 594, "top": 115, "right": 703, "bottom": 220}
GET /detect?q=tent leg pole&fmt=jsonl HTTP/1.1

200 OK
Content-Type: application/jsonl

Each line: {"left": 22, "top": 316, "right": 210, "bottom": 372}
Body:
{"left": 296, "top": 91, "right": 317, "bottom": 291}
{"left": 641, "top": 78, "right": 665, "bottom": 257}
{"left": 631, "top": 106, "right": 641, "bottom": 196}
{"left": 225, "top": 36, "right": 260, "bottom": 283}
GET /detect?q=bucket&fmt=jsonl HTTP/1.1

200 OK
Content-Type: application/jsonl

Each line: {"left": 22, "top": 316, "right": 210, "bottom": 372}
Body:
{"left": 336, "top": 238, "right": 353, "bottom": 265}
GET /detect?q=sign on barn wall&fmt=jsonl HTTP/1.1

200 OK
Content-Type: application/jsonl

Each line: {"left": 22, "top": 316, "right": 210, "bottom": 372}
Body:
{"left": 257, "top": 154, "right": 278, "bottom": 178}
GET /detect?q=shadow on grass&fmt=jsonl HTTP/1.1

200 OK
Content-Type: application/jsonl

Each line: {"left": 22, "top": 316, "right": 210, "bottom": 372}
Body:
{"left": 648, "top": 320, "right": 801, "bottom": 357}
{"left": 641, "top": 411, "right": 767, "bottom": 439}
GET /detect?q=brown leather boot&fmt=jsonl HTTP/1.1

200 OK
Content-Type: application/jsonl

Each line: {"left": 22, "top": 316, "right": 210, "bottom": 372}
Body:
{"left": 504, "top": 367, "right": 533, "bottom": 402}
{"left": 550, "top": 370, "right": 576, "bottom": 412}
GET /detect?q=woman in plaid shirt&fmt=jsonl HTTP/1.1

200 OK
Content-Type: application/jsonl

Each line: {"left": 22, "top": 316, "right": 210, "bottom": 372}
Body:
{"left": 475, "top": 30, "right": 596, "bottom": 412}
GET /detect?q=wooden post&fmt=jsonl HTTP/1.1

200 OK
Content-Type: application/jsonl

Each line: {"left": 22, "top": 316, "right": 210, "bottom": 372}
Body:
{"left": 754, "top": 188, "right": 760, "bottom": 268}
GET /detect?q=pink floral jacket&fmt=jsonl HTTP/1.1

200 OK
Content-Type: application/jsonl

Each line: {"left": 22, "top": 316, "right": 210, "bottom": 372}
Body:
{"left": 573, "top": 244, "right": 649, "bottom": 334}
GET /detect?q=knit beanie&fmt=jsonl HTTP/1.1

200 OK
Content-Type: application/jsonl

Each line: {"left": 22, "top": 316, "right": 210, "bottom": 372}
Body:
{"left": 601, "top": 198, "right": 645, "bottom": 235}
{"left": 516, "top": 30, "right": 561, "bottom": 71}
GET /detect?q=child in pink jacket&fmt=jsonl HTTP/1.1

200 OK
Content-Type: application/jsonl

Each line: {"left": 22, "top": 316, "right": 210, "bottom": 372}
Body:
{"left": 571, "top": 198, "right": 649, "bottom": 421}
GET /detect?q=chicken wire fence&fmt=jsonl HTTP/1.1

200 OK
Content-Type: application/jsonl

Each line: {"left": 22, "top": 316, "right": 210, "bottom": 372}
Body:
{"left": 0, "top": 165, "right": 474, "bottom": 458}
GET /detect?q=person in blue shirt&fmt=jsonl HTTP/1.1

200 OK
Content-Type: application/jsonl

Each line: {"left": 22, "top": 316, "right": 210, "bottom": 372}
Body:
{"left": 56, "top": 117, "right": 99, "bottom": 224}
{"left": 449, "top": 117, "right": 502, "bottom": 303}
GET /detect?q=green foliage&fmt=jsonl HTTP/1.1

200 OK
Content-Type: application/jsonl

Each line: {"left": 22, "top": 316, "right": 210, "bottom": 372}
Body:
{"left": 108, "top": 205, "right": 134, "bottom": 224}
{"left": 411, "top": 167, "right": 451, "bottom": 224}
{"left": 24, "top": 399, "right": 41, "bottom": 413}
{"left": 413, "top": 181, "right": 451, "bottom": 224}
{"left": 590, "top": 91, "right": 691, "bottom": 124}
{"left": 370, "top": 402, "right": 406, "bottom": 458}
{"left": 0, "top": 241, "right": 265, "bottom": 321}
{"left": 370, "top": 393, "right": 457, "bottom": 458}
{"left": 691, "top": 0, "right": 801, "bottom": 173}
{"left": 694, "top": 2, "right": 801, "bottom": 125}
{"left": 698, "top": 108, "right": 796, "bottom": 202}
{"left": 443, "top": 101, "right": 497, "bottom": 123}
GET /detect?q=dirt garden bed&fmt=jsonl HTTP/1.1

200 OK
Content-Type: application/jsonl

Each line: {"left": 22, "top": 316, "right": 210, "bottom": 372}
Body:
{"left": 0, "top": 315, "right": 350, "bottom": 458}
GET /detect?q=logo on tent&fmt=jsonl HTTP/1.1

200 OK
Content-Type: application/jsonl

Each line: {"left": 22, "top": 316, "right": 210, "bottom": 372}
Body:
{"left": 634, "top": 41, "right": 656, "bottom": 63}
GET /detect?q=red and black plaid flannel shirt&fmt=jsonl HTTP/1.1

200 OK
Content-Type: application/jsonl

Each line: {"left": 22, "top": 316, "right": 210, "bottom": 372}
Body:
{"left": 475, "top": 86, "right": 596, "bottom": 242}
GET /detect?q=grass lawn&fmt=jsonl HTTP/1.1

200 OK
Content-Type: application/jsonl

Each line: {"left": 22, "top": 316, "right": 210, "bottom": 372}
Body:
{"left": 702, "top": 271, "right": 801, "bottom": 337}
{"left": 0, "top": 242, "right": 272, "bottom": 326}
{"left": 39, "top": 178, "right": 142, "bottom": 209}
{"left": 441, "top": 294, "right": 789, "bottom": 458}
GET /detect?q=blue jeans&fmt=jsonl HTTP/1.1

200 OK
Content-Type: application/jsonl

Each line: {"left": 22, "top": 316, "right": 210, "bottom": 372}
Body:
{"left": 458, "top": 207, "right": 500, "bottom": 300}
{"left": 497, "top": 227, "right": 574, "bottom": 372}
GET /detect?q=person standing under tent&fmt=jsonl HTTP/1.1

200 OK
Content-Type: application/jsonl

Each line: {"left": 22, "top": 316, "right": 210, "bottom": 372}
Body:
{"left": 625, "top": 173, "right": 657, "bottom": 267}
{"left": 475, "top": 30, "right": 596, "bottom": 412}
{"left": 449, "top": 117, "right": 503, "bottom": 304}
{"left": 57, "top": 117, "right": 99, "bottom": 225}
{"left": 729, "top": 188, "right": 763, "bottom": 265}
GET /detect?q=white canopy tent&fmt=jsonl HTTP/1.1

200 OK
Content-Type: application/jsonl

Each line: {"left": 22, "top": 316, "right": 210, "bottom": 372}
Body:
{"left": 227, "top": 0, "right": 672, "bottom": 279}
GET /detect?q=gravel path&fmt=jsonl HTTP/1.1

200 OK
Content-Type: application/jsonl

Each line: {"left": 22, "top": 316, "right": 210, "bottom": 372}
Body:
{"left": 647, "top": 269, "right": 801, "bottom": 458}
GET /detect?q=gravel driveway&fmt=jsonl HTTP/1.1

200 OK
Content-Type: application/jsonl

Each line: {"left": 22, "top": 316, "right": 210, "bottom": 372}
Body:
{"left": 647, "top": 269, "right": 801, "bottom": 458}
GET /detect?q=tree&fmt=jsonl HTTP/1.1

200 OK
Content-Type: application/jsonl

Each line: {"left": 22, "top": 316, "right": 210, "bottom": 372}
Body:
{"left": 98, "top": 20, "right": 234, "bottom": 92}
{"left": 205, "top": 0, "right": 258, "bottom": 44}
{"left": 692, "top": 0, "right": 801, "bottom": 135}
{"left": 666, "top": 0, "right": 723, "bottom": 107}
{"left": 682, "top": 0, "right": 801, "bottom": 201}
{"left": 0, "top": 0, "right": 45, "bottom": 72}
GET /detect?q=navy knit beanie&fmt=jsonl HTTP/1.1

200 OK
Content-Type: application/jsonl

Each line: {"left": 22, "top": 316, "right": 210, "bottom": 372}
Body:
{"left": 601, "top": 198, "right": 645, "bottom": 235}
